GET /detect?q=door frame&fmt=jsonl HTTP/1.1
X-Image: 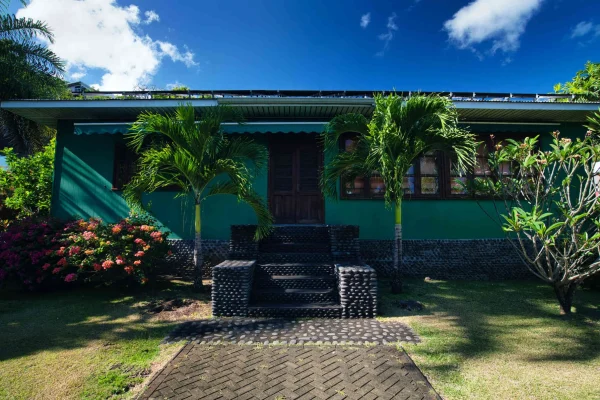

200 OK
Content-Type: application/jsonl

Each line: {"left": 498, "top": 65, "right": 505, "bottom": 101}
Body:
{"left": 267, "top": 134, "right": 325, "bottom": 224}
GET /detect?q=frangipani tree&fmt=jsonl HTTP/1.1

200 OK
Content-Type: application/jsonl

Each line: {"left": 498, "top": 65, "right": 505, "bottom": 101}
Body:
{"left": 321, "top": 93, "right": 478, "bottom": 293}
{"left": 469, "top": 112, "right": 600, "bottom": 314}
{"left": 124, "top": 104, "right": 273, "bottom": 291}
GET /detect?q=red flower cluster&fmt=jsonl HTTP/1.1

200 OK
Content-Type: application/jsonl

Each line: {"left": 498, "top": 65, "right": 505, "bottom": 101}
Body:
{"left": 0, "top": 215, "right": 170, "bottom": 291}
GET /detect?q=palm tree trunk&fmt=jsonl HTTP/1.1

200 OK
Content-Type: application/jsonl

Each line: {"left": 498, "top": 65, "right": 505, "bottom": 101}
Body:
{"left": 391, "top": 200, "right": 403, "bottom": 294}
{"left": 193, "top": 203, "right": 204, "bottom": 292}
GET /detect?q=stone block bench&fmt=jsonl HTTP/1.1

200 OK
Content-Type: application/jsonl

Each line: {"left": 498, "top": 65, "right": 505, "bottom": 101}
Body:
{"left": 211, "top": 260, "right": 255, "bottom": 317}
{"left": 335, "top": 263, "right": 378, "bottom": 318}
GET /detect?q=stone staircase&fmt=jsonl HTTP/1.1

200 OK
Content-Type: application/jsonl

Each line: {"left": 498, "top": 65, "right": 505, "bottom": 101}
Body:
{"left": 248, "top": 225, "right": 342, "bottom": 318}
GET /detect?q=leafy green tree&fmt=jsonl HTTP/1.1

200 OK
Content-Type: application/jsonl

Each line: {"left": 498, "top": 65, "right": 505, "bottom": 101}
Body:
{"left": 0, "top": 138, "right": 54, "bottom": 218}
{"left": 0, "top": 0, "right": 67, "bottom": 154}
{"left": 321, "top": 93, "right": 478, "bottom": 293}
{"left": 124, "top": 104, "right": 273, "bottom": 291}
{"left": 554, "top": 61, "right": 600, "bottom": 101}
{"left": 470, "top": 126, "right": 600, "bottom": 315}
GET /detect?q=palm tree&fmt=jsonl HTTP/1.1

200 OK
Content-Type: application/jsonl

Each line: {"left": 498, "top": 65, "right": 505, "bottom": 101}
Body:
{"left": 0, "top": 0, "right": 66, "bottom": 154}
{"left": 124, "top": 104, "right": 273, "bottom": 291}
{"left": 321, "top": 93, "right": 478, "bottom": 293}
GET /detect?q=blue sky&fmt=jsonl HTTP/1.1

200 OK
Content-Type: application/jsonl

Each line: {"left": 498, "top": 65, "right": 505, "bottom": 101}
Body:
{"left": 13, "top": 0, "right": 600, "bottom": 93}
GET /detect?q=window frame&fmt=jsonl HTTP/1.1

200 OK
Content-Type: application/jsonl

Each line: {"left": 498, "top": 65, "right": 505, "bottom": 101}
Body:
{"left": 338, "top": 132, "right": 535, "bottom": 201}
{"left": 112, "top": 143, "right": 180, "bottom": 192}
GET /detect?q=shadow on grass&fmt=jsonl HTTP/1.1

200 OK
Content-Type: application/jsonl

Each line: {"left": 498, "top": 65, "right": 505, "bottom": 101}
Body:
{"left": 379, "top": 279, "right": 600, "bottom": 367}
{"left": 0, "top": 279, "right": 210, "bottom": 363}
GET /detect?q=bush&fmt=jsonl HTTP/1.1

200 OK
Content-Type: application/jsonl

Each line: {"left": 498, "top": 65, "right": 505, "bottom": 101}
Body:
{"left": 0, "top": 139, "right": 55, "bottom": 219}
{"left": 0, "top": 215, "right": 170, "bottom": 290}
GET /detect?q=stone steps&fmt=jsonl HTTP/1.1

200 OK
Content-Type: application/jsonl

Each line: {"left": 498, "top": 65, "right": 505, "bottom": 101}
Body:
{"left": 258, "top": 252, "right": 332, "bottom": 264}
{"left": 256, "top": 274, "right": 336, "bottom": 290}
{"left": 259, "top": 243, "right": 331, "bottom": 253}
{"left": 248, "top": 302, "right": 342, "bottom": 318}
{"left": 256, "top": 262, "right": 333, "bottom": 276}
{"left": 252, "top": 288, "right": 337, "bottom": 303}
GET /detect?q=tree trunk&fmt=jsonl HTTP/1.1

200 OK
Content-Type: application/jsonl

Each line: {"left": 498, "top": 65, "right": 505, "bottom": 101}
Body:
{"left": 193, "top": 203, "right": 204, "bottom": 292}
{"left": 553, "top": 281, "right": 577, "bottom": 315}
{"left": 391, "top": 201, "right": 403, "bottom": 294}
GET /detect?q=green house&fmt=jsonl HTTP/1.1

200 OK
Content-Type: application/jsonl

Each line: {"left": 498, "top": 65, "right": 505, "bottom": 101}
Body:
{"left": 2, "top": 90, "right": 597, "bottom": 280}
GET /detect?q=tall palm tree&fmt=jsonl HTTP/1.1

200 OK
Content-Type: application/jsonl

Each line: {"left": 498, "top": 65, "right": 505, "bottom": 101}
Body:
{"left": 321, "top": 93, "right": 478, "bottom": 293}
{"left": 124, "top": 104, "right": 273, "bottom": 291}
{"left": 0, "top": 0, "right": 66, "bottom": 154}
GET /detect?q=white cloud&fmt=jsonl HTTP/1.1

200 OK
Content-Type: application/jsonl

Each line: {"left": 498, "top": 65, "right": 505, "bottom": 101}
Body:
{"left": 387, "top": 12, "right": 398, "bottom": 31}
{"left": 376, "top": 12, "right": 397, "bottom": 57}
{"left": 143, "top": 10, "right": 159, "bottom": 24}
{"left": 444, "top": 0, "right": 544, "bottom": 54}
{"left": 156, "top": 41, "right": 197, "bottom": 68}
{"left": 571, "top": 21, "right": 594, "bottom": 38}
{"left": 360, "top": 12, "right": 371, "bottom": 28}
{"left": 17, "top": 0, "right": 197, "bottom": 90}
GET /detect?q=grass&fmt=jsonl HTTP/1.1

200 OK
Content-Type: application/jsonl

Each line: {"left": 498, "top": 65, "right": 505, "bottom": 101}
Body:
{"left": 0, "top": 280, "right": 211, "bottom": 400}
{"left": 379, "top": 279, "right": 600, "bottom": 400}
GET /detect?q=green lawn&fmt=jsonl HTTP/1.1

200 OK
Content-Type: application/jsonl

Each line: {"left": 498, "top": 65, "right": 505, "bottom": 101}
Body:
{"left": 380, "top": 279, "right": 600, "bottom": 400}
{"left": 1, "top": 278, "right": 598, "bottom": 399}
{"left": 0, "top": 280, "right": 211, "bottom": 400}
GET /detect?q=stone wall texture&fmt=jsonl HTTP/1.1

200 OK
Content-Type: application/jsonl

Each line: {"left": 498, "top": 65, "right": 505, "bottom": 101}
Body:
{"left": 166, "top": 237, "right": 532, "bottom": 281}
{"left": 336, "top": 264, "right": 378, "bottom": 318}
{"left": 212, "top": 260, "right": 255, "bottom": 317}
{"left": 361, "top": 239, "right": 532, "bottom": 280}
{"left": 163, "top": 239, "right": 229, "bottom": 279}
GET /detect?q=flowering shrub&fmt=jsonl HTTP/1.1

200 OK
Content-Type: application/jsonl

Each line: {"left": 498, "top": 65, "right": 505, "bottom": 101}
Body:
{"left": 0, "top": 214, "right": 170, "bottom": 290}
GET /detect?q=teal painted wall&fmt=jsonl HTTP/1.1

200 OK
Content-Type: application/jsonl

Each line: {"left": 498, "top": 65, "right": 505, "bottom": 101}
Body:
{"left": 51, "top": 121, "right": 587, "bottom": 240}
{"left": 52, "top": 121, "right": 266, "bottom": 239}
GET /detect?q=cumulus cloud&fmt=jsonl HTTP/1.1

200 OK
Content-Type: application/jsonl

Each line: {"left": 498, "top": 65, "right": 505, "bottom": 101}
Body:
{"left": 17, "top": 0, "right": 197, "bottom": 90}
{"left": 360, "top": 12, "right": 371, "bottom": 28}
{"left": 376, "top": 12, "right": 398, "bottom": 57}
{"left": 444, "top": 0, "right": 543, "bottom": 54}
{"left": 143, "top": 10, "right": 159, "bottom": 24}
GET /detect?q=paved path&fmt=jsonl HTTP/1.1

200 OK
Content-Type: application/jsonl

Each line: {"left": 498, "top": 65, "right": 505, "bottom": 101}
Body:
{"left": 142, "top": 319, "right": 438, "bottom": 400}
{"left": 166, "top": 318, "right": 419, "bottom": 345}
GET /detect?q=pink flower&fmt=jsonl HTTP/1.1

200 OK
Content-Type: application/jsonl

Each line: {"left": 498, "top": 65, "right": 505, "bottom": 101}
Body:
{"left": 135, "top": 251, "right": 145, "bottom": 257}
{"left": 69, "top": 246, "right": 81, "bottom": 256}
{"left": 42, "top": 263, "right": 51, "bottom": 270}
{"left": 64, "top": 273, "right": 77, "bottom": 283}
{"left": 82, "top": 231, "right": 96, "bottom": 240}
{"left": 150, "top": 231, "right": 162, "bottom": 238}
{"left": 116, "top": 256, "right": 125, "bottom": 265}
{"left": 124, "top": 266, "right": 134, "bottom": 274}
{"left": 134, "top": 238, "right": 145, "bottom": 244}
{"left": 93, "top": 263, "right": 102, "bottom": 271}
{"left": 133, "top": 260, "right": 142, "bottom": 266}
{"left": 112, "top": 225, "right": 122, "bottom": 234}
{"left": 140, "top": 225, "right": 155, "bottom": 232}
{"left": 57, "top": 257, "right": 67, "bottom": 266}
{"left": 52, "top": 267, "right": 61, "bottom": 274}
{"left": 56, "top": 247, "right": 65, "bottom": 257}
{"left": 102, "top": 260, "right": 114, "bottom": 270}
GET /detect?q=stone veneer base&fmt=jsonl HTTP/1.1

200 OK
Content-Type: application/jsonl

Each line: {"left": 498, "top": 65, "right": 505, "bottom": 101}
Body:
{"left": 166, "top": 238, "right": 531, "bottom": 281}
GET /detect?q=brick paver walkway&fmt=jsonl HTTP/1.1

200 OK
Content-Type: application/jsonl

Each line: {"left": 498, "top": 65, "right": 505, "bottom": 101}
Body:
{"left": 141, "top": 344, "right": 439, "bottom": 400}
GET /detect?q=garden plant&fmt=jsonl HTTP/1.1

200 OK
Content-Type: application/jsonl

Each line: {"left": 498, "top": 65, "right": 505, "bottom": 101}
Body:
{"left": 124, "top": 104, "right": 273, "bottom": 291}
{"left": 321, "top": 93, "right": 478, "bottom": 293}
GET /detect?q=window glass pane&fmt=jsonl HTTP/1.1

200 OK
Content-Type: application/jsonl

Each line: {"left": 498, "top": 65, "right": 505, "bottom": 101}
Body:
{"left": 403, "top": 176, "right": 415, "bottom": 194}
{"left": 421, "top": 177, "right": 439, "bottom": 194}
{"left": 344, "top": 177, "right": 364, "bottom": 196}
{"left": 474, "top": 157, "right": 491, "bottom": 175}
{"left": 499, "top": 162, "right": 512, "bottom": 176}
{"left": 451, "top": 177, "right": 468, "bottom": 194}
{"left": 370, "top": 175, "right": 385, "bottom": 195}
{"left": 344, "top": 138, "right": 357, "bottom": 152}
{"left": 406, "top": 164, "right": 415, "bottom": 175}
{"left": 420, "top": 156, "right": 438, "bottom": 175}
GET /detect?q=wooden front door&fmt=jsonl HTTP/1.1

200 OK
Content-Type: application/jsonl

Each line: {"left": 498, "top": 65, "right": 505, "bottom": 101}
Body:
{"left": 269, "top": 137, "right": 324, "bottom": 224}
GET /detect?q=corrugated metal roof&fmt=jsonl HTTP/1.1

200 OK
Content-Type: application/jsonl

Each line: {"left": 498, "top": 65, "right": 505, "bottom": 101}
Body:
{"left": 1, "top": 96, "right": 598, "bottom": 128}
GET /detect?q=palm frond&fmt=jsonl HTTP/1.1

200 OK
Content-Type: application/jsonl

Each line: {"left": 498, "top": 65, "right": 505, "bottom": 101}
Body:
{"left": 205, "top": 181, "right": 273, "bottom": 240}
{"left": 321, "top": 113, "right": 369, "bottom": 151}
{"left": 0, "top": 39, "right": 64, "bottom": 76}
{"left": 0, "top": 15, "right": 54, "bottom": 43}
